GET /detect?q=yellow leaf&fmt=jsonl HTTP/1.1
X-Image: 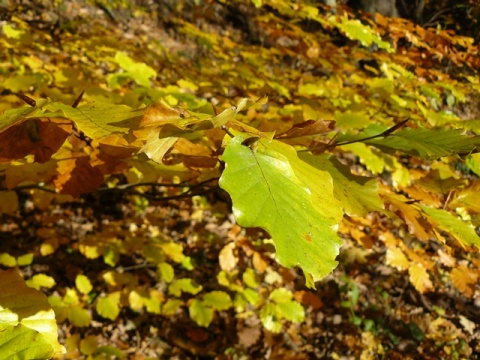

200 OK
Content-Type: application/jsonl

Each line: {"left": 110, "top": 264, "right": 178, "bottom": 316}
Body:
{"left": 0, "top": 253, "right": 17, "bottom": 267}
{"left": 40, "top": 238, "right": 59, "bottom": 256}
{"left": 17, "top": 253, "right": 34, "bottom": 266}
{"left": 96, "top": 292, "right": 121, "bottom": 320}
{"left": 128, "top": 289, "right": 147, "bottom": 311}
{"left": 408, "top": 264, "right": 433, "bottom": 293}
{"left": 75, "top": 274, "right": 93, "bottom": 295}
{"left": 386, "top": 248, "right": 409, "bottom": 270}
{"left": 219, "top": 242, "right": 238, "bottom": 272}
{"left": 26, "top": 274, "right": 56, "bottom": 290}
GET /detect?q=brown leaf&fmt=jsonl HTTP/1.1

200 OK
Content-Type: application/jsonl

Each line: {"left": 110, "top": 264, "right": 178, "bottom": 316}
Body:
{"left": 252, "top": 252, "right": 268, "bottom": 273}
{"left": 275, "top": 120, "right": 335, "bottom": 139}
{"left": 0, "top": 117, "right": 72, "bottom": 163}
{"left": 237, "top": 326, "right": 261, "bottom": 347}
{"left": 293, "top": 291, "right": 323, "bottom": 310}
{"left": 54, "top": 156, "right": 103, "bottom": 197}
{"left": 451, "top": 266, "right": 477, "bottom": 297}
{"left": 385, "top": 193, "right": 433, "bottom": 241}
{"left": 139, "top": 102, "right": 188, "bottom": 127}
{"left": 187, "top": 329, "right": 209, "bottom": 343}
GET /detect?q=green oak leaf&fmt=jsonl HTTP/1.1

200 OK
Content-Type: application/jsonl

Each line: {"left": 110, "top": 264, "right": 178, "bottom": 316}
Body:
{"left": 219, "top": 135, "right": 343, "bottom": 285}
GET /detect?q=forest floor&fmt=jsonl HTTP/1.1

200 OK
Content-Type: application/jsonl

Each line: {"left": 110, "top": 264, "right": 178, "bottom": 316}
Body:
{"left": 1, "top": 1, "right": 479, "bottom": 359}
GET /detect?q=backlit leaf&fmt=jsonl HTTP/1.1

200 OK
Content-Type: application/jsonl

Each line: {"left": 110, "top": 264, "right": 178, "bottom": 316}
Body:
{"left": 386, "top": 248, "right": 410, "bottom": 270}
{"left": 408, "top": 264, "right": 433, "bottom": 293}
{"left": 420, "top": 205, "right": 480, "bottom": 249}
{"left": 140, "top": 131, "right": 178, "bottom": 163}
{"left": 145, "top": 290, "right": 163, "bottom": 314}
{"left": 259, "top": 303, "right": 282, "bottom": 333}
{"left": 75, "top": 274, "right": 93, "bottom": 295}
{"left": 0, "top": 253, "right": 16, "bottom": 267}
{"left": 158, "top": 262, "right": 175, "bottom": 283}
{"left": 0, "top": 325, "right": 55, "bottom": 360}
{"left": 276, "top": 300, "right": 305, "bottom": 323}
{"left": 189, "top": 299, "right": 214, "bottom": 327}
{"left": 44, "top": 101, "right": 144, "bottom": 139}
{"left": 168, "top": 278, "right": 203, "bottom": 297}
{"left": 450, "top": 266, "right": 477, "bottom": 297}
{"left": 0, "top": 269, "right": 65, "bottom": 356}
{"left": 449, "top": 181, "right": 480, "bottom": 214}
{"left": 113, "top": 52, "right": 157, "bottom": 88}
{"left": 342, "top": 143, "right": 386, "bottom": 174}
{"left": 220, "top": 134, "right": 342, "bottom": 284}
{"left": 243, "top": 268, "right": 260, "bottom": 289}
{"left": 96, "top": 292, "right": 121, "bottom": 321}
{"left": 162, "top": 299, "right": 182, "bottom": 316}
{"left": 202, "top": 291, "right": 232, "bottom": 311}
{"left": 26, "top": 274, "right": 56, "bottom": 290}
{"left": 269, "top": 288, "right": 293, "bottom": 303}
{"left": 299, "top": 153, "right": 384, "bottom": 217}
{"left": 16, "top": 253, "right": 33, "bottom": 266}
{"left": 332, "top": 17, "right": 393, "bottom": 53}
{"left": 466, "top": 153, "right": 480, "bottom": 176}
{"left": 366, "top": 128, "right": 480, "bottom": 159}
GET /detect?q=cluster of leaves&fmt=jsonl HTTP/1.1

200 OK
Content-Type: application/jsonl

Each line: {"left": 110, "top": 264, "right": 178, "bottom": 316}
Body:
{"left": 1, "top": 0, "right": 480, "bottom": 357}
